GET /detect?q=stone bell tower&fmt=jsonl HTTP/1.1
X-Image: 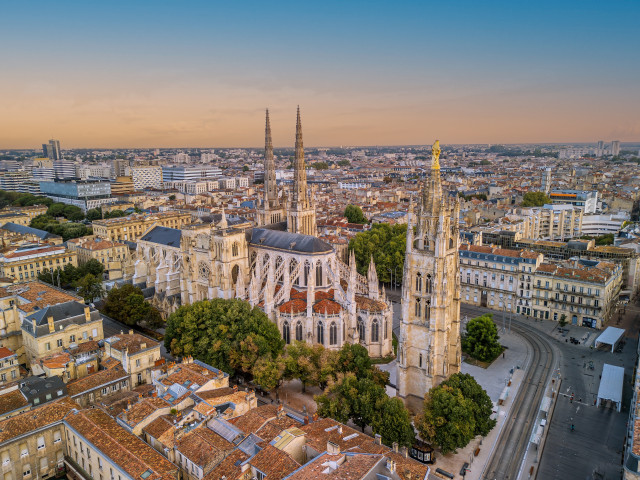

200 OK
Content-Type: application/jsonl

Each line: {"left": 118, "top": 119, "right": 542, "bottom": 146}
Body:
{"left": 258, "top": 109, "right": 285, "bottom": 226}
{"left": 396, "top": 140, "right": 462, "bottom": 413}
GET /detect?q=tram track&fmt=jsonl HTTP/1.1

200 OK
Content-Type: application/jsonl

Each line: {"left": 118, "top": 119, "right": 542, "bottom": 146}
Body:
{"left": 482, "top": 320, "right": 556, "bottom": 480}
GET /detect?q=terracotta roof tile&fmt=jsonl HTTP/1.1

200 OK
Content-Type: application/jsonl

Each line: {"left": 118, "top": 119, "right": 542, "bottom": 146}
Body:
{"left": 0, "top": 397, "right": 77, "bottom": 444}
{"left": 67, "top": 363, "right": 128, "bottom": 397}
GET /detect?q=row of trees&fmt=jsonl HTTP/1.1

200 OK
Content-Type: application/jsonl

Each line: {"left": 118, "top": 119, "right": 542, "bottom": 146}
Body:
{"left": 38, "top": 259, "right": 106, "bottom": 302}
{"left": 30, "top": 215, "right": 91, "bottom": 241}
{"left": 164, "top": 298, "right": 496, "bottom": 452}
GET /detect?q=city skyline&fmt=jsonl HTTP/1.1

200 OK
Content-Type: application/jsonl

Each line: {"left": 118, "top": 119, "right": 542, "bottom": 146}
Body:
{"left": 1, "top": 1, "right": 639, "bottom": 148}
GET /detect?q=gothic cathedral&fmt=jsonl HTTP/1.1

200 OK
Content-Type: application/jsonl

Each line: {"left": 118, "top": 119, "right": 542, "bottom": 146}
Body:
{"left": 396, "top": 141, "right": 462, "bottom": 413}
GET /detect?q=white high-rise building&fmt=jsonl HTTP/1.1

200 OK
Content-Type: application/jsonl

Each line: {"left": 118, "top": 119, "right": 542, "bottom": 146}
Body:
{"left": 611, "top": 140, "right": 620, "bottom": 156}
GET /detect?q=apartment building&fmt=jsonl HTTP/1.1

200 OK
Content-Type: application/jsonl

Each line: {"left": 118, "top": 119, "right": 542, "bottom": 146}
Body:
{"left": 103, "top": 332, "right": 161, "bottom": 386}
{"left": 530, "top": 259, "right": 623, "bottom": 328}
{"left": 459, "top": 244, "right": 543, "bottom": 314}
{"left": 67, "top": 237, "right": 129, "bottom": 279}
{"left": 0, "top": 397, "right": 76, "bottom": 480}
{"left": 0, "top": 212, "right": 31, "bottom": 227}
{"left": 63, "top": 407, "right": 179, "bottom": 480}
{"left": 549, "top": 189, "right": 598, "bottom": 213}
{"left": 0, "top": 281, "right": 81, "bottom": 364}
{"left": 0, "top": 223, "right": 63, "bottom": 245}
{"left": 522, "top": 204, "right": 583, "bottom": 241}
{"left": 21, "top": 301, "right": 104, "bottom": 367}
{"left": 0, "top": 244, "right": 78, "bottom": 282}
{"left": 91, "top": 212, "right": 193, "bottom": 242}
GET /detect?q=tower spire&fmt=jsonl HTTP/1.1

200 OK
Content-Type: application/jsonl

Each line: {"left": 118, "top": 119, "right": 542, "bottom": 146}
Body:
{"left": 293, "top": 105, "right": 307, "bottom": 206}
{"left": 264, "top": 109, "right": 278, "bottom": 208}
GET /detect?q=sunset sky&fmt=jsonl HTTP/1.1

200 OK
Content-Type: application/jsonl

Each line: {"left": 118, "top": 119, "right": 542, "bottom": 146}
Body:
{"left": 1, "top": 1, "right": 639, "bottom": 148}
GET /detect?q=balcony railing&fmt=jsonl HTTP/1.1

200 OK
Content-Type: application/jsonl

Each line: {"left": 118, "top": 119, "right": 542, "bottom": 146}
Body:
{"left": 64, "top": 455, "right": 91, "bottom": 480}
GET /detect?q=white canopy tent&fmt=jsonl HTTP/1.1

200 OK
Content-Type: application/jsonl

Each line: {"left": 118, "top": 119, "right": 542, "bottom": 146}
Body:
{"left": 594, "top": 327, "right": 625, "bottom": 352}
{"left": 597, "top": 364, "right": 624, "bottom": 412}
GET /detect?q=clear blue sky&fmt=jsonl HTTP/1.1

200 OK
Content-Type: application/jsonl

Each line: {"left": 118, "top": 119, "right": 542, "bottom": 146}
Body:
{"left": 1, "top": 0, "right": 639, "bottom": 147}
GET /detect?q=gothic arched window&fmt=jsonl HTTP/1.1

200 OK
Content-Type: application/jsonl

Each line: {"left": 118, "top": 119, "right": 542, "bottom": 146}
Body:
{"left": 316, "top": 265, "right": 323, "bottom": 286}
{"left": 295, "top": 321, "right": 303, "bottom": 342}
{"left": 426, "top": 274, "right": 433, "bottom": 294}
{"left": 419, "top": 354, "right": 423, "bottom": 368}
{"left": 384, "top": 320, "right": 388, "bottom": 339}
{"left": 416, "top": 272, "right": 422, "bottom": 292}
{"left": 371, "top": 320, "right": 379, "bottom": 343}
{"left": 231, "top": 265, "right": 239, "bottom": 285}
{"left": 317, "top": 321, "right": 324, "bottom": 345}
{"left": 425, "top": 299, "right": 431, "bottom": 322}
{"left": 283, "top": 321, "right": 290, "bottom": 345}
{"left": 232, "top": 242, "right": 239, "bottom": 257}
{"left": 198, "top": 262, "right": 211, "bottom": 281}
{"left": 415, "top": 299, "right": 422, "bottom": 318}
{"left": 357, "top": 317, "right": 366, "bottom": 343}
{"left": 329, "top": 322, "right": 337, "bottom": 345}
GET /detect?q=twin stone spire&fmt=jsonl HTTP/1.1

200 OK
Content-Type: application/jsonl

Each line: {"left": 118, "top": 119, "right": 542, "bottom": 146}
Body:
{"left": 260, "top": 107, "right": 316, "bottom": 236}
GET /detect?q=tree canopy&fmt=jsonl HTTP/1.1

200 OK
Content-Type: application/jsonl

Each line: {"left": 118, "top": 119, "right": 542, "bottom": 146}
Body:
{"left": 39, "top": 259, "right": 105, "bottom": 289}
{"left": 344, "top": 205, "right": 367, "bottom": 224}
{"left": 521, "top": 191, "right": 551, "bottom": 207}
{"left": 164, "top": 299, "right": 284, "bottom": 377}
{"left": 316, "top": 373, "right": 414, "bottom": 446}
{"left": 76, "top": 274, "right": 105, "bottom": 303}
{"left": 30, "top": 215, "right": 91, "bottom": 241}
{"left": 349, "top": 223, "right": 406, "bottom": 283}
{"left": 415, "top": 373, "right": 495, "bottom": 454}
{"left": 103, "top": 284, "right": 163, "bottom": 329}
{"left": 462, "top": 314, "right": 502, "bottom": 362}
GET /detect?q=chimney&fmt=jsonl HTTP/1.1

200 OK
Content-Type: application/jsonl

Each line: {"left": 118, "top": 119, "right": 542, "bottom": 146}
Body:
{"left": 392, "top": 442, "right": 398, "bottom": 453}
{"left": 128, "top": 329, "right": 133, "bottom": 335}
{"left": 386, "top": 459, "right": 396, "bottom": 474}
{"left": 312, "top": 413, "right": 318, "bottom": 422}
{"left": 327, "top": 441, "right": 340, "bottom": 455}
{"left": 233, "top": 385, "right": 238, "bottom": 393}
{"left": 400, "top": 446, "right": 408, "bottom": 459}
{"left": 84, "top": 306, "right": 91, "bottom": 322}
{"left": 140, "top": 343, "right": 146, "bottom": 350}
{"left": 375, "top": 434, "right": 382, "bottom": 445}
{"left": 337, "top": 425, "right": 342, "bottom": 435}
{"left": 241, "top": 464, "right": 249, "bottom": 473}
{"left": 32, "top": 318, "right": 37, "bottom": 332}
{"left": 47, "top": 316, "right": 55, "bottom": 333}
{"left": 276, "top": 404, "right": 285, "bottom": 419}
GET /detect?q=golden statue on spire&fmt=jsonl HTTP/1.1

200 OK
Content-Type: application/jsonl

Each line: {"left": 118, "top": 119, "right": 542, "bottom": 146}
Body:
{"left": 432, "top": 140, "right": 441, "bottom": 170}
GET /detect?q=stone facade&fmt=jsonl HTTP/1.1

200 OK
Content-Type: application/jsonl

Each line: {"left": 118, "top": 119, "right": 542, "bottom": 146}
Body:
{"left": 397, "top": 141, "right": 462, "bottom": 413}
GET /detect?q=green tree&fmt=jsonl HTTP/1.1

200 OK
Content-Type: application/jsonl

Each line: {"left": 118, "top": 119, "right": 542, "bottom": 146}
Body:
{"left": 522, "top": 191, "right": 551, "bottom": 207}
{"left": 462, "top": 314, "right": 502, "bottom": 362}
{"left": 253, "top": 355, "right": 286, "bottom": 391}
{"left": 344, "top": 205, "right": 367, "bottom": 224}
{"left": 349, "top": 223, "right": 406, "bottom": 284}
{"left": 372, "top": 397, "right": 416, "bottom": 447}
{"left": 76, "top": 274, "right": 105, "bottom": 303}
{"left": 315, "top": 373, "right": 386, "bottom": 432}
{"left": 415, "top": 373, "right": 495, "bottom": 454}
{"left": 86, "top": 208, "right": 102, "bottom": 221}
{"left": 168, "top": 194, "right": 176, "bottom": 201}
{"left": 164, "top": 298, "right": 284, "bottom": 377}
{"left": 78, "top": 259, "right": 105, "bottom": 278}
{"left": 337, "top": 159, "right": 350, "bottom": 167}
{"left": 103, "top": 284, "right": 154, "bottom": 326}
{"left": 242, "top": 165, "right": 249, "bottom": 172}
{"left": 334, "top": 343, "right": 388, "bottom": 387}
{"left": 283, "top": 341, "right": 335, "bottom": 392}
{"left": 311, "top": 161, "right": 329, "bottom": 170}
{"left": 46, "top": 203, "right": 65, "bottom": 217}
{"left": 558, "top": 314, "right": 567, "bottom": 328}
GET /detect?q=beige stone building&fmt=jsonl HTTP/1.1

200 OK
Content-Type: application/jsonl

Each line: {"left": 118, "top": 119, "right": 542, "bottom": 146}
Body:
{"left": 0, "top": 205, "right": 49, "bottom": 222}
{"left": 91, "top": 212, "right": 193, "bottom": 242}
{"left": 67, "top": 236, "right": 129, "bottom": 280}
{"left": 0, "top": 397, "right": 76, "bottom": 480}
{"left": 530, "top": 259, "right": 623, "bottom": 328}
{"left": 0, "top": 244, "right": 78, "bottom": 282}
{"left": 459, "top": 244, "right": 543, "bottom": 314}
{"left": 0, "top": 347, "right": 19, "bottom": 385}
{"left": 0, "top": 281, "right": 81, "bottom": 364}
{"left": 397, "top": 141, "right": 462, "bottom": 413}
{"left": 21, "top": 301, "right": 104, "bottom": 367}
{"left": 103, "top": 331, "right": 162, "bottom": 386}
{"left": 67, "top": 363, "right": 130, "bottom": 408}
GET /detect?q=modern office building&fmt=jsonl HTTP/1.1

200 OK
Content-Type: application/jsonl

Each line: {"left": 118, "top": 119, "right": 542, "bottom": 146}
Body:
{"left": 130, "top": 166, "right": 163, "bottom": 190}
{"left": 549, "top": 189, "right": 599, "bottom": 213}
{"left": 39, "top": 179, "right": 114, "bottom": 211}
{"left": 53, "top": 161, "right": 76, "bottom": 179}
{"left": 161, "top": 165, "right": 222, "bottom": 182}
{"left": 42, "top": 139, "right": 61, "bottom": 161}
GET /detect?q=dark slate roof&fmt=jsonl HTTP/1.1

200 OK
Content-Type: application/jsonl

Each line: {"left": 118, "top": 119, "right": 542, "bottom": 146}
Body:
{"left": 140, "top": 226, "right": 182, "bottom": 247}
{"left": 249, "top": 228, "right": 332, "bottom": 254}
{"left": 22, "top": 301, "right": 101, "bottom": 338}
{"left": 19, "top": 376, "right": 67, "bottom": 406}
{"left": 199, "top": 214, "right": 249, "bottom": 226}
{"left": 0, "top": 222, "right": 60, "bottom": 240}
